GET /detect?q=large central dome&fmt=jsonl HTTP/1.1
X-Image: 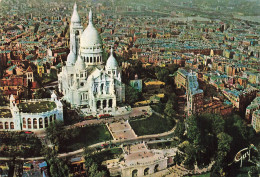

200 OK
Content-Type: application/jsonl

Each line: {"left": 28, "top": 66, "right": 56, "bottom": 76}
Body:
{"left": 80, "top": 9, "right": 102, "bottom": 49}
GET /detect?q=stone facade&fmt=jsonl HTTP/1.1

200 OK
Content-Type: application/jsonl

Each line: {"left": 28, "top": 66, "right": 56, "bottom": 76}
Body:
{"left": 58, "top": 4, "right": 125, "bottom": 116}
{"left": 0, "top": 93, "right": 63, "bottom": 131}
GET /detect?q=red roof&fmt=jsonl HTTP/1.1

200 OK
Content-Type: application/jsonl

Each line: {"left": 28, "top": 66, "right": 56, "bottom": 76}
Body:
{"left": 26, "top": 66, "right": 33, "bottom": 72}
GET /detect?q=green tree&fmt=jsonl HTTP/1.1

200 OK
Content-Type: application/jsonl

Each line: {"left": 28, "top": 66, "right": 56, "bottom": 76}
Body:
{"left": 125, "top": 85, "right": 139, "bottom": 105}
{"left": 45, "top": 121, "right": 69, "bottom": 149}
{"left": 164, "top": 100, "right": 176, "bottom": 118}
{"left": 174, "top": 121, "right": 185, "bottom": 140}
{"left": 34, "top": 88, "right": 51, "bottom": 99}
{"left": 155, "top": 68, "right": 170, "bottom": 84}
{"left": 42, "top": 147, "right": 69, "bottom": 177}
{"left": 186, "top": 115, "right": 201, "bottom": 145}
{"left": 215, "top": 132, "right": 232, "bottom": 175}
{"left": 0, "top": 90, "right": 7, "bottom": 106}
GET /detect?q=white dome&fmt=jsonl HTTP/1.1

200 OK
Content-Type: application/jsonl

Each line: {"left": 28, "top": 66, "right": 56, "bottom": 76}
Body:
{"left": 71, "top": 3, "right": 81, "bottom": 23}
{"left": 67, "top": 51, "right": 76, "bottom": 66}
{"left": 75, "top": 55, "right": 85, "bottom": 70}
{"left": 80, "top": 9, "right": 102, "bottom": 48}
{"left": 106, "top": 48, "right": 118, "bottom": 70}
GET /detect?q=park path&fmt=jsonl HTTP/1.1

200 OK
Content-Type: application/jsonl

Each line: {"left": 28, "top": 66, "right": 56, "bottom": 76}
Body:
{"left": 0, "top": 118, "right": 177, "bottom": 161}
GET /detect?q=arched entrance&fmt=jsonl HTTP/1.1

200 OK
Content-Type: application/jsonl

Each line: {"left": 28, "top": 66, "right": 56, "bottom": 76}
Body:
{"left": 109, "top": 99, "right": 113, "bottom": 108}
{"left": 132, "top": 169, "right": 138, "bottom": 177}
{"left": 97, "top": 100, "right": 101, "bottom": 109}
{"left": 154, "top": 164, "right": 159, "bottom": 172}
{"left": 0, "top": 122, "right": 3, "bottom": 129}
{"left": 144, "top": 168, "right": 149, "bottom": 175}
{"left": 103, "top": 100, "right": 107, "bottom": 108}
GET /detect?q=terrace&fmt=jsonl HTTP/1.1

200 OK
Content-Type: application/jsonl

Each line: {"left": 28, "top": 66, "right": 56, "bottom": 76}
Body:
{"left": 18, "top": 101, "right": 56, "bottom": 113}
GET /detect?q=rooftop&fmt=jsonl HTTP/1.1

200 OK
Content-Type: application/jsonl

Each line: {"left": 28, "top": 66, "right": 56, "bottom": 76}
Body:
{"left": 18, "top": 101, "right": 56, "bottom": 113}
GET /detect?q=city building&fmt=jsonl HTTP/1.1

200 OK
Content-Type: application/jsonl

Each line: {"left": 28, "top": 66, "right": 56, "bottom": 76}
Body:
{"left": 186, "top": 71, "right": 204, "bottom": 116}
{"left": 245, "top": 93, "right": 260, "bottom": 123}
{"left": 0, "top": 93, "right": 63, "bottom": 131}
{"left": 58, "top": 4, "right": 125, "bottom": 116}
{"left": 251, "top": 110, "right": 260, "bottom": 133}
{"left": 106, "top": 142, "right": 177, "bottom": 177}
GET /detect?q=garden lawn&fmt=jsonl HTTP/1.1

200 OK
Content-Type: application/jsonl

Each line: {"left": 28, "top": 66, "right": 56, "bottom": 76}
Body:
{"left": 62, "top": 125, "right": 112, "bottom": 152}
{"left": 129, "top": 114, "right": 175, "bottom": 136}
{"left": 18, "top": 101, "right": 56, "bottom": 113}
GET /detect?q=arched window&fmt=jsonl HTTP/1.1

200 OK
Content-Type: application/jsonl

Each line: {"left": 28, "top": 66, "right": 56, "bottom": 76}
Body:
{"left": 97, "top": 56, "right": 99, "bottom": 62}
{"left": 5, "top": 122, "right": 9, "bottom": 129}
{"left": 39, "top": 118, "right": 43, "bottom": 128}
{"left": 90, "top": 57, "right": 92, "bottom": 63}
{"left": 33, "top": 118, "right": 37, "bottom": 129}
{"left": 10, "top": 122, "right": 14, "bottom": 129}
{"left": 94, "top": 57, "right": 96, "bottom": 63}
{"left": 87, "top": 57, "right": 89, "bottom": 63}
{"left": 44, "top": 117, "right": 48, "bottom": 128}
{"left": 23, "top": 118, "right": 26, "bottom": 129}
{"left": 0, "top": 122, "right": 3, "bottom": 129}
{"left": 132, "top": 169, "right": 138, "bottom": 177}
{"left": 50, "top": 116, "right": 53, "bottom": 122}
{"left": 28, "top": 118, "right": 31, "bottom": 129}
{"left": 144, "top": 168, "right": 149, "bottom": 176}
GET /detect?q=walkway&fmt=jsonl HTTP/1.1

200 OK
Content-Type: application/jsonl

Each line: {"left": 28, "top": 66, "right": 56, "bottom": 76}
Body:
{"left": 0, "top": 119, "right": 177, "bottom": 161}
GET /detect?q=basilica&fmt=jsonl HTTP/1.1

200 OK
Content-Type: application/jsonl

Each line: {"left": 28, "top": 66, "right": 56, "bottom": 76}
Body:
{"left": 58, "top": 4, "right": 125, "bottom": 116}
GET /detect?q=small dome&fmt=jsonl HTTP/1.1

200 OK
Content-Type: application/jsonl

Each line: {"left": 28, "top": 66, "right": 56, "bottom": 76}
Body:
{"left": 71, "top": 3, "right": 81, "bottom": 23}
{"left": 75, "top": 55, "right": 85, "bottom": 71}
{"left": 67, "top": 51, "right": 76, "bottom": 66}
{"left": 106, "top": 48, "right": 118, "bottom": 70}
{"left": 80, "top": 9, "right": 102, "bottom": 48}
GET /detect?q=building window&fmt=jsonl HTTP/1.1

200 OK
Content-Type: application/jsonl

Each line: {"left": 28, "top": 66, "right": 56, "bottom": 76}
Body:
{"left": 5, "top": 122, "right": 9, "bottom": 129}
{"left": 33, "top": 118, "right": 37, "bottom": 129}
{"left": 90, "top": 57, "right": 92, "bottom": 63}
{"left": 10, "top": 122, "right": 14, "bottom": 129}
{"left": 39, "top": 118, "right": 43, "bottom": 128}
{"left": 23, "top": 118, "right": 26, "bottom": 129}
{"left": 0, "top": 122, "right": 3, "bottom": 129}
{"left": 28, "top": 118, "right": 31, "bottom": 129}
{"left": 45, "top": 117, "right": 48, "bottom": 128}
{"left": 94, "top": 57, "right": 96, "bottom": 62}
